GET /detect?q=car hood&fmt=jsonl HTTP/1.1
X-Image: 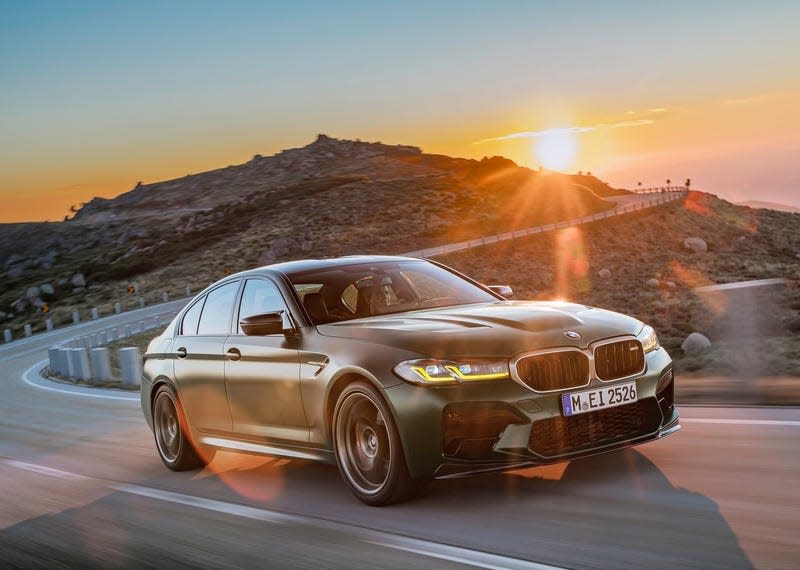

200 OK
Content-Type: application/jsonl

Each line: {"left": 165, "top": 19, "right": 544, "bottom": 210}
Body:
{"left": 315, "top": 301, "right": 644, "bottom": 357}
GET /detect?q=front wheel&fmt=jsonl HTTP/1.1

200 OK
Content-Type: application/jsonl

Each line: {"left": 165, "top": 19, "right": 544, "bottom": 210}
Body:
{"left": 333, "top": 381, "right": 419, "bottom": 505}
{"left": 152, "top": 384, "right": 208, "bottom": 470}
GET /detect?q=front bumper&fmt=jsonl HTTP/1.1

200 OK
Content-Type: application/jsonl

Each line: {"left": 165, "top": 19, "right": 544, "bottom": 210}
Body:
{"left": 385, "top": 347, "right": 679, "bottom": 479}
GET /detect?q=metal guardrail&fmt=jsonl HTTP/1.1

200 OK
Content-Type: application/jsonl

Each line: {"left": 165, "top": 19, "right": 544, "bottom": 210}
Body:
{"left": 402, "top": 190, "right": 688, "bottom": 259}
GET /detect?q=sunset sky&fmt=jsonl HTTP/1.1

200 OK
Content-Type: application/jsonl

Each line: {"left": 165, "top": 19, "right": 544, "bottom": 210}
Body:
{"left": 2, "top": 1, "right": 799, "bottom": 222}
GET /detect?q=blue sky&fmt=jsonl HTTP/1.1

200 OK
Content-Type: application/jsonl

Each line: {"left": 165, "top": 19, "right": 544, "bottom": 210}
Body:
{"left": 1, "top": 1, "right": 799, "bottom": 220}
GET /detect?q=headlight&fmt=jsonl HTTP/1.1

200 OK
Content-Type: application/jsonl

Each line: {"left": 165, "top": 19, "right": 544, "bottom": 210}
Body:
{"left": 394, "top": 358, "right": 510, "bottom": 386}
{"left": 637, "top": 325, "right": 660, "bottom": 353}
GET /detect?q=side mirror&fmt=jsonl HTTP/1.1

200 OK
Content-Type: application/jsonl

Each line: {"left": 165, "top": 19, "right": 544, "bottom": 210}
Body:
{"left": 240, "top": 311, "right": 285, "bottom": 336}
{"left": 488, "top": 285, "right": 514, "bottom": 299}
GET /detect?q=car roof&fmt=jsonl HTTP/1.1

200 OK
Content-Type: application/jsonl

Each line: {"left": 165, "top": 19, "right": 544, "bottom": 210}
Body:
{"left": 237, "top": 255, "right": 424, "bottom": 278}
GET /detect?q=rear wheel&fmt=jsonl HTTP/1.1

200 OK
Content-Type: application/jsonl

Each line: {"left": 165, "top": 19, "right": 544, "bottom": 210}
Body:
{"left": 333, "top": 381, "right": 419, "bottom": 505}
{"left": 153, "top": 385, "right": 208, "bottom": 470}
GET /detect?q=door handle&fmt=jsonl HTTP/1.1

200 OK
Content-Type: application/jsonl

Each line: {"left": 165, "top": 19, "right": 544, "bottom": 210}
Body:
{"left": 226, "top": 347, "right": 242, "bottom": 361}
{"left": 176, "top": 347, "right": 187, "bottom": 359}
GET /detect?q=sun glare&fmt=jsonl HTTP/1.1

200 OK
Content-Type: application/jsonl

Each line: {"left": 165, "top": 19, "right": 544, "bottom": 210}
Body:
{"left": 536, "top": 129, "right": 577, "bottom": 171}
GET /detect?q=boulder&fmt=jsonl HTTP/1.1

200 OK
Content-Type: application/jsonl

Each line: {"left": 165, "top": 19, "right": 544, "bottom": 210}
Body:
{"left": 597, "top": 268, "right": 612, "bottom": 279}
{"left": 71, "top": 273, "right": 86, "bottom": 287}
{"left": 6, "top": 265, "right": 24, "bottom": 279}
{"left": 40, "top": 283, "right": 55, "bottom": 296}
{"left": 646, "top": 278, "right": 660, "bottom": 288}
{"left": 683, "top": 237, "right": 708, "bottom": 254}
{"left": 25, "top": 286, "right": 41, "bottom": 299}
{"left": 681, "top": 332, "right": 712, "bottom": 354}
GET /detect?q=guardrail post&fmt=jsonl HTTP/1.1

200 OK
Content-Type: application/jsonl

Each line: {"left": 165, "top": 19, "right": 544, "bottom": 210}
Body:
{"left": 139, "top": 298, "right": 145, "bottom": 308}
{"left": 24, "top": 324, "right": 32, "bottom": 337}
{"left": 124, "top": 324, "right": 132, "bottom": 338}
{"left": 90, "top": 348, "right": 112, "bottom": 385}
{"left": 45, "top": 318, "right": 54, "bottom": 332}
{"left": 162, "top": 292, "right": 169, "bottom": 303}
{"left": 72, "top": 310, "right": 80, "bottom": 324}
{"left": 109, "top": 328, "right": 118, "bottom": 342}
{"left": 119, "top": 347, "right": 142, "bottom": 388}
{"left": 185, "top": 287, "right": 192, "bottom": 297}
{"left": 114, "top": 302, "right": 122, "bottom": 314}
{"left": 3, "top": 329, "right": 11, "bottom": 343}
{"left": 98, "top": 331, "right": 108, "bottom": 345}
{"left": 91, "top": 307, "right": 99, "bottom": 320}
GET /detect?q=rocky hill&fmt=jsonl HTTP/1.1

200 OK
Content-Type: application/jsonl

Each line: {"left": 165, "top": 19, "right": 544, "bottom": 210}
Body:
{"left": 2, "top": 135, "right": 797, "bottom": 379}
{"left": 0, "top": 135, "right": 623, "bottom": 332}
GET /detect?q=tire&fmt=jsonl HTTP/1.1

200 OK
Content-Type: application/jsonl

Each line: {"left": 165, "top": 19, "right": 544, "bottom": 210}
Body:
{"left": 152, "top": 384, "right": 207, "bottom": 470}
{"left": 333, "top": 381, "right": 419, "bottom": 505}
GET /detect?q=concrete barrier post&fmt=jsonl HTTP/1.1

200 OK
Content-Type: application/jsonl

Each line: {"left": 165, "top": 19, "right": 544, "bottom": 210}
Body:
{"left": 65, "top": 348, "right": 80, "bottom": 379}
{"left": 90, "top": 348, "right": 112, "bottom": 385}
{"left": 119, "top": 347, "right": 142, "bottom": 388}
{"left": 3, "top": 329, "right": 11, "bottom": 343}
{"left": 47, "top": 347, "right": 60, "bottom": 374}
{"left": 98, "top": 331, "right": 108, "bottom": 345}
{"left": 24, "top": 324, "right": 32, "bottom": 337}
{"left": 124, "top": 325, "right": 132, "bottom": 338}
{"left": 139, "top": 298, "right": 145, "bottom": 309}
{"left": 162, "top": 292, "right": 169, "bottom": 303}
{"left": 52, "top": 348, "right": 65, "bottom": 375}
{"left": 185, "top": 287, "right": 192, "bottom": 297}
{"left": 71, "top": 348, "right": 91, "bottom": 381}
{"left": 91, "top": 307, "right": 99, "bottom": 320}
{"left": 45, "top": 318, "right": 54, "bottom": 332}
{"left": 114, "top": 302, "right": 122, "bottom": 314}
{"left": 72, "top": 310, "right": 80, "bottom": 324}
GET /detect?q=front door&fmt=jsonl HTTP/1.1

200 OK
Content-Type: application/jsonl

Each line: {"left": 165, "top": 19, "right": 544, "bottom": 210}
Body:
{"left": 224, "top": 278, "right": 307, "bottom": 443}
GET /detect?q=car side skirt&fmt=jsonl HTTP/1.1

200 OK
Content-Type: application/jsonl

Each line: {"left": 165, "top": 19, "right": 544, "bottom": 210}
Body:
{"left": 199, "top": 435, "right": 335, "bottom": 464}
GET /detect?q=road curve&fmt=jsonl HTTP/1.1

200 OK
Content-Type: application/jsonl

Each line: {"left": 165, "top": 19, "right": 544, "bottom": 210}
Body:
{"left": 0, "top": 304, "right": 797, "bottom": 569}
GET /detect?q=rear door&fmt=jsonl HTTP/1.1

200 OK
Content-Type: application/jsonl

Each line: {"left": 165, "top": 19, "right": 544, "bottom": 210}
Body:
{"left": 173, "top": 280, "right": 241, "bottom": 433}
{"left": 224, "top": 278, "right": 307, "bottom": 443}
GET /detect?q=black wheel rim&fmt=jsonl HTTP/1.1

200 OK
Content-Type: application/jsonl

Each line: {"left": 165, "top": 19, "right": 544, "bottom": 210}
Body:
{"left": 154, "top": 392, "right": 181, "bottom": 463}
{"left": 335, "top": 392, "right": 391, "bottom": 495}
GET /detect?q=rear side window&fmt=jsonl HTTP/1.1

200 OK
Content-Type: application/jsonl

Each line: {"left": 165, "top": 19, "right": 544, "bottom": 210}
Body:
{"left": 180, "top": 298, "right": 205, "bottom": 335}
{"left": 198, "top": 281, "right": 240, "bottom": 335}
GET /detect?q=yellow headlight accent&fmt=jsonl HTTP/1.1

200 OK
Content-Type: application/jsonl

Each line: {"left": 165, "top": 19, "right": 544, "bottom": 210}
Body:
{"left": 444, "top": 366, "right": 509, "bottom": 381}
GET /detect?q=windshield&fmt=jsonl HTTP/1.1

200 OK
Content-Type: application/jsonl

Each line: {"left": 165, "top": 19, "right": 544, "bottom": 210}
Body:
{"left": 287, "top": 260, "right": 497, "bottom": 324}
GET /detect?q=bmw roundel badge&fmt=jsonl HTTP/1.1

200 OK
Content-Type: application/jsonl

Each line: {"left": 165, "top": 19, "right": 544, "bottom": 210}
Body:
{"left": 564, "top": 330, "right": 581, "bottom": 339}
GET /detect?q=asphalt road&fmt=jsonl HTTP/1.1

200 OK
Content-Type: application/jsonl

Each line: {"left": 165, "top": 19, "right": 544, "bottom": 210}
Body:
{"left": 0, "top": 304, "right": 797, "bottom": 569}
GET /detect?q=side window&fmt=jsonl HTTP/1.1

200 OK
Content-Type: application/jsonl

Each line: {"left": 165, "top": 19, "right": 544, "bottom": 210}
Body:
{"left": 237, "top": 279, "right": 287, "bottom": 334}
{"left": 197, "top": 281, "right": 240, "bottom": 335}
{"left": 180, "top": 297, "right": 205, "bottom": 336}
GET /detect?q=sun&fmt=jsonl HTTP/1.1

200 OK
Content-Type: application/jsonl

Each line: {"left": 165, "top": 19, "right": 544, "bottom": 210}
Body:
{"left": 535, "top": 128, "right": 577, "bottom": 171}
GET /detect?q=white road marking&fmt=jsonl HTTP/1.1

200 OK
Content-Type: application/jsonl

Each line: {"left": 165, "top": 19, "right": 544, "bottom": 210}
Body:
{"left": 681, "top": 418, "right": 800, "bottom": 427}
{"left": 6, "top": 460, "right": 90, "bottom": 481}
{"left": 21, "top": 360, "right": 139, "bottom": 402}
{"left": 114, "top": 484, "right": 295, "bottom": 524}
{"left": 4, "top": 458, "right": 566, "bottom": 570}
{"left": 370, "top": 538, "right": 563, "bottom": 570}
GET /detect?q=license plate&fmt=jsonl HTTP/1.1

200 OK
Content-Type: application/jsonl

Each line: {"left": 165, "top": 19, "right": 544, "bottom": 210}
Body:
{"left": 562, "top": 381, "right": 638, "bottom": 417}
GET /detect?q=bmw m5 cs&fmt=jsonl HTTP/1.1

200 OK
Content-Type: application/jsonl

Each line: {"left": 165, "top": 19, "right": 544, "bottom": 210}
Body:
{"left": 142, "top": 256, "right": 680, "bottom": 505}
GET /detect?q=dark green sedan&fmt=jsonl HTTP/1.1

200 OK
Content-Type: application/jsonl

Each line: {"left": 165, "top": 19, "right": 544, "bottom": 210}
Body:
{"left": 142, "top": 255, "right": 679, "bottom": 505}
